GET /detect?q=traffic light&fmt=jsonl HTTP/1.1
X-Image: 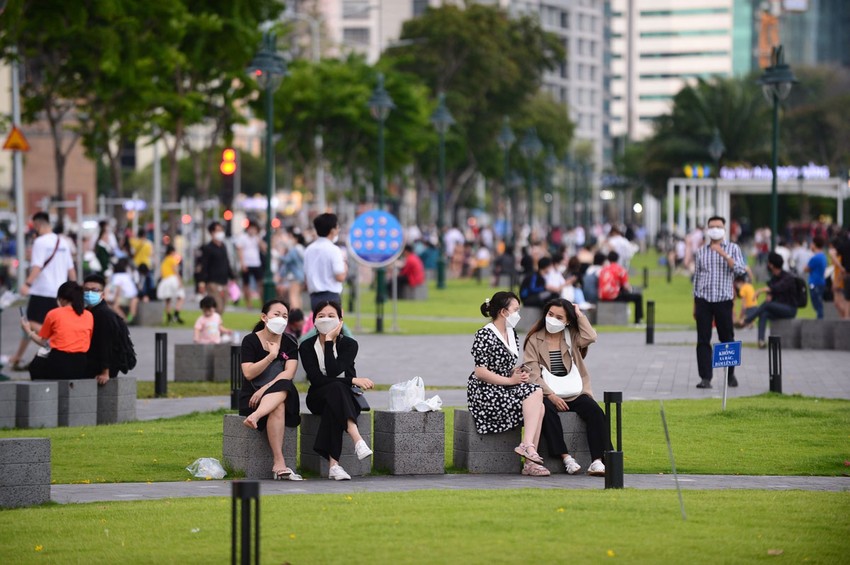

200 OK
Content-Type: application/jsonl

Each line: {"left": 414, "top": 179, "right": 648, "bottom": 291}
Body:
{"left": 220, "top": 148, "right": 237, "bottom": 176}
{"left": 220, "top": 148, "right": 237, "bottom": 208}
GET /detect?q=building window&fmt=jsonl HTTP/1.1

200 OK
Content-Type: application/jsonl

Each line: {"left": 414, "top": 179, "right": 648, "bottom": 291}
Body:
{"left": 559, "top": 61, "right": 567, "bottom": 79}
{"left": 640, "top": 8, "right": 729, "bottom": 17}
{"left": 589, "top": 65, "right": 597, "bottom": 81}
{"left": 577, "top": 64, "right": 585, "bottom": 80}
{"left": 343, "top": 0, "right": 370, "bottom": 19}
{"left": 589, "top": 40, "right": 596, "bottom": 57}
{"left": 640, "top": 30, "right": 728, "bottom": 38}
{"left": 412, "top": 0, "right": 429, "bottom": 17}
{"left": 639, "top": 51, "right": 729, "bottom": 59}
{"left": 639, "top": 94, "right": 673, "bottom": 101}
{"left": 561, "top": 11, "right": 569, "bottom": 29}
{"left": 578, "top": 39, "right": 585, "bottom": 55}
{"left": 343, "top": 27, "right": 370, "bottom": 46}
{"left": 560, "top": 87, "right": 567, "bottom": 103}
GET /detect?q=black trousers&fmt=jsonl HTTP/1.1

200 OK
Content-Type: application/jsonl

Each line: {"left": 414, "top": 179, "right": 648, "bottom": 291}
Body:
{"left": 30, "top": 350, "right": 88, "bottom": 380}
{"left": 694, "top": 297, "right": 735, "bottom": 381}
{"left": 305, "top": 380, "right": 361, "bottom": 462}
{"left": 540, "top": 394, "right": 611, "bottom": 461}
{"left": 615, "top": 290, "right": 643, "bottom": 324}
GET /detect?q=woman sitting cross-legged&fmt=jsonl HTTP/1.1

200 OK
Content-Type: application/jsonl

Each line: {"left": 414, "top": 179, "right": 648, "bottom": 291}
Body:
{"left": 300, "top": 301, "right": 374, "bottom": 481}
{"left": 239, "top": 299, "right": 302, "bottom": 481}
{"left": 522, "top": 298, "right": 609, "bottom": 476}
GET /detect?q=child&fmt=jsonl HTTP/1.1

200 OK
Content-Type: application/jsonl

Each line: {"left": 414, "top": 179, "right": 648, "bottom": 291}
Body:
{"left": 107, "top": 258, "right": 140, "bottom": 323}
{"left": 733, "top": 273, "right": 758, "bottom": 328}
{"left": 193, "top": 296, "right": 233, "bottom": 344}
{"left": 285, "top": 308, "right": 305, "bottom": 341}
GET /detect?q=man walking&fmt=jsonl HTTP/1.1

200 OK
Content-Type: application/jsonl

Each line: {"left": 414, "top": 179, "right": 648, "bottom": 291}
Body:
{"left": 197, "top": 221, "right": 235, "bottom": 313}
{"left": 235, "top": 221, "right": 266, "bottom": 309}
{"left": 303, "top": 213, "right": 347, "bottom": 312}
{"left": 693, "top": 215, "right": 747, "bottom": 389}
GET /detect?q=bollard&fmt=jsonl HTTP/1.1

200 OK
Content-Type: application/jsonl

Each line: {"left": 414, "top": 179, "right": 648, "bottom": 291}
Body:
{"left": 154, "top": 332, "right": 167, "bottom": 398}
{"left": 604, "top": 391, "right": 624, "bottom": 489}
{"left": 231, "top": 480, "right": 260, "bottom": 565}
{"left": 666, "top": 260, "right": 672, "bottom": 283}
{"left": 643, "top": 267, "right": 649, "bottom": 290}
{"left": 768, "top": 336, "right": 782, "bottom": 394}
{"left": 230, "top": 345, "right": 242, "bottom": 410}
{"left": 645, "top": 301, "right": 655, "bottom": 345}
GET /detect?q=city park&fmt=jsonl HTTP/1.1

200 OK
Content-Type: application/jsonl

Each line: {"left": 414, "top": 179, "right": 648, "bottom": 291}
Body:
{"left": 0, "top": 3, "right": 848, "bottom": 563}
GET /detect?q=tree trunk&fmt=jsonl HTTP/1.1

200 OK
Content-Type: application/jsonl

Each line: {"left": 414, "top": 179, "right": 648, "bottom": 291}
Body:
{"left": 44, "top": 102, "right": 80, "bottom": 228}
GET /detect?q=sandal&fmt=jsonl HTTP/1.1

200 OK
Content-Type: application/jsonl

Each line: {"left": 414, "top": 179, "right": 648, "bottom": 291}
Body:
{"left": 514, "top": 443, "right": 544, "bottom": 465}
{"left": 522, "top": 461, "right": 551, "bottom": 476}
{"left": 273, "top": 467, "right": 292, "bottom": 480}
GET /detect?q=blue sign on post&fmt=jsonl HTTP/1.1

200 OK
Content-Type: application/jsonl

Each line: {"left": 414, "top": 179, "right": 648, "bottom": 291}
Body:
{"left": 348, "top": 210, "right": 405, "bottom": 267}
{"left": 712, "top": 341, "right": 742, "bottom": 369}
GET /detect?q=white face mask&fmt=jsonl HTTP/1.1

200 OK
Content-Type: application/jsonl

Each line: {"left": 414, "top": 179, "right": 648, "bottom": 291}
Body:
{"left": 315, "top": 317, "right": 339, "bottom": 335}
{"left": 706, "top": 227, "right": 725, "bottom": 241}
{"left": 545, "top": 316, "right": 566, "bottom": 334}
{"left": 331, "top": 234, "right": 339, "bottom": 244}
{"left": 265, "top": 316, "right": 288, "bottom": 335}
{"left": 214, "top": 231, "right": 226, "bottom": 242}
{"left": 505, "top": 310, "right": 521, "bottom": 329}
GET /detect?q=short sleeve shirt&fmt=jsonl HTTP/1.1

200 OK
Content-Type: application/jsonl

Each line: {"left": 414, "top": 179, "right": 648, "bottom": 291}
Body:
{"left": 29, "top": 233, "right": 75, "bottom": 297}
{"left": 303, "top": 237, "right": 345, "bottom": 294}
{"left": 241, "top": 331, "right": 298, "bottom": 368}
{"left": 194, "top": 312, "right": 223, "bottom": 344}
{"left": 39, "top": 305, "right": 93, "bottom": 353}
{"left": 807, "top": 253, "right": 827, "bottom": 287}
{"left": 236, "top": 233, "right": 263, "bottom": 268}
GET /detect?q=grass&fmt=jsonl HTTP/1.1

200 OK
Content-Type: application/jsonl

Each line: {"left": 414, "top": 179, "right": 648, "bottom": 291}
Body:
{"left": 2, "top": 394, "right": 846, "bottom": 484}
{"left": 1, "top": 490, "right": 847, "bottom": 563}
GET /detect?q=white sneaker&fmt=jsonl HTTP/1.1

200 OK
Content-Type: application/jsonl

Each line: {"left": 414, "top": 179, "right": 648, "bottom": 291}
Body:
{"left": 588, "top": 459, "right": 606, "bottom": 476}
{"left": 354, "top": 439, "right": 372, "bottom": 460}
{"left": 563, "top": 455, "right": 582, "bottom": 475}
{"left": 328, "top": 464, "right": 351, "bottom": 481}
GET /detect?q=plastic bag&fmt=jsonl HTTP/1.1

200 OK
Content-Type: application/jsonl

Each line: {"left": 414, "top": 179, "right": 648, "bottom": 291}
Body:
{"left": 414, "top": 395, "right": 443, "bottom": 412}
{"left": 186, "top": 457, "right": 227, "bottom": 479}
{"left": 388, "top": 376, "right": 425, "bottom": 412}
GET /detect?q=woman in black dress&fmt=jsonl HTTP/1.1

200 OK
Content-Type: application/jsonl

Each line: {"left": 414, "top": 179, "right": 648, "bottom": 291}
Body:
{"left": 300, "top": 300, "right": 374, "bottom": 481}
{"left": 240, "top": 299, "right": 301, "bottom": 480}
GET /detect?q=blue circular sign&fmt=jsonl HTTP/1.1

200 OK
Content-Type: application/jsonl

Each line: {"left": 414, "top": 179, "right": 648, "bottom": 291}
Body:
{"left": 348, "top": 210, "right": 405, "bottom": 267}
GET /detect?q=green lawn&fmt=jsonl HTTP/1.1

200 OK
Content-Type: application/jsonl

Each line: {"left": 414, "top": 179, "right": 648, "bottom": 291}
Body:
{"left": 2, "top": 394, "right": 846, "bottom": 484}
{"left": 1, "top": 490, "right": 846, "bottom": 564}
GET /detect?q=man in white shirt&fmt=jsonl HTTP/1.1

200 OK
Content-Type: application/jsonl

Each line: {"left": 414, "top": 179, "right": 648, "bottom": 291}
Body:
{"left": 10, "top": 212, "right": 76, "bottom": 370}
{"left": 303, "top": 213, "right": 347, "bottom": 312}
{"left": 235, "top": 221, "right": 266, "bottom": 309}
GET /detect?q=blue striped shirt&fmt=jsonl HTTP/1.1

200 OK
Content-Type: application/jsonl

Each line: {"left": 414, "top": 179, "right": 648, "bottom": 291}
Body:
{"left": 693, "top": 242, "right": 747, "bottom": 302}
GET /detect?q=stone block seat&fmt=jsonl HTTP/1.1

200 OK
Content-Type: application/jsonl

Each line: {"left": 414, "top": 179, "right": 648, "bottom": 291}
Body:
{"left": 135, "top": 300, "right": 165, "bottom": 326}
{"left": 452, "top": 409, "right": 521, "bottom": 474}
{"left": 58, "top": 379, "right": 98, "bottom": 427}
{"left": 799, "top": 319, "right": 837, "bottom": 350}
{"left": 595, "top": 301, "right": 630, "bottom": 326}
{"left": 768, "top": 318, "right": 802, "bottom": 349}
{"left": 221, "top": 413, "right": 297, "bottom": 480}
{"left": 832, "top": 320, "right": 850, "bottom": 351}
{"left": 536, "top": 412, "right": 592, "bottom": 474}
{"left": 300, "top": 413, "right": 372, "bottom": 477}
{"left": 399, "top": 284, "right": 428, "bottom": 301}
{"left": 0, "top": 382, "right": 16, "bottom": 429}
{"left": 373, "top": 410, "right": 445, "bottom": 475}
{"left": 0, "top": 438, "right": 50, "bottom": 508}
{"left": 16, "top": 382, "right": 58, "bottom": 429}
{"left": 97, "top": 377, "right": 137, "bottom": 424}
{"left": 175, "top": 343, "right": 233, "bottom": 382}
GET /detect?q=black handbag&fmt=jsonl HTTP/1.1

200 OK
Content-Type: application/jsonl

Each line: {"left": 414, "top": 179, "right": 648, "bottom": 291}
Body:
{"left": 350, "top": 385, "right": 370, "bottom": 412}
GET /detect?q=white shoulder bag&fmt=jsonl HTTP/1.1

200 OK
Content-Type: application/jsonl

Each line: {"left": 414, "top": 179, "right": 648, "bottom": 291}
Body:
{"left": 541, "top": 332, "right": 583, "bottom": 398}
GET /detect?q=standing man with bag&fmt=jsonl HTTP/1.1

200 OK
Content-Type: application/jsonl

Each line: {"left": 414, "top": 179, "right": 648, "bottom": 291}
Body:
{"left": 9, "top": 212, "right": 76, "bottom": 371}
{"left": 692, "top": 215, "right": 747, "bottom": 389}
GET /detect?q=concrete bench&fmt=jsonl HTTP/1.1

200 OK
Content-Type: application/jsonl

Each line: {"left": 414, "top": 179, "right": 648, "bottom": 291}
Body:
{"left": 221, "top": 413, "right": 297, "bottom": 480}
{"left": 373, "top": 410, "right": 444, "bottom": 475}
{"left": 399, "top": 284, "right": 428, "bottom": 301}
{"left": 97, "top": 377, "right": 137, "bottom": 424}
{"left": 832, "top": 320, "right": 850, "bottom": 351}
{"left": 300, "top": 413, "right": 372, "bottom": 477}
{"left": 16, "top": 382, "right": 58, "bottom": 429}
{"left": 135, "top": 300, "right": 165, "bottom": 326}
{"left": 769, "top": 318, "right": 802, "bottom": 349}
{"left": 515, "top": 306, "right": 542, "bottom": 333}
{"left": 536, "top": 412, "right": 592, "bottom": 474}
{"left": 0, "top": 438, "right": 50, "bottom": 508}
{"left": 174, "top": 343, "right": 232, "bottom": 382}
{"left": 0, "top": 382, "right": 16, "bottom": 428}
{"left": 58, "top": 379, "right": 98, "bottom": 427}
{"left": 596, "top": 301, "right": 630, "bottom": 325}
{"left": 452, "top": 409, "right": 521, "bottom": 474}
{"left": 823, "top": 307, "right": 842, "bottom": 321}
{"left": 799, "top": 320, "right": 837, "bottom": 350}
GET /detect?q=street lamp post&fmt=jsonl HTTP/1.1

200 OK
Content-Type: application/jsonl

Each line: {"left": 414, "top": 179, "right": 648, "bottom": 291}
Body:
{"left": 247, "top": 31, "right": 287, "bottom": 303}
{"left": 368, "top": 73, "right": 395, "bottom": 333}
{"left": 496, "top": 117, "right": 516, "bottom": 247}
{"left": 430, "top": 92, "right": 455, "bottom": 290}
{"left": 758, "top": 45, "right": 796, "bottom": 251}
{"left": 708, "top": 128, "right": 725, "bottom": 216}
{"left": 544, "top": 147, "right": 558, "bottom": 231}
{"left": 519, "top": 128, "right": 542, "bottom": 235}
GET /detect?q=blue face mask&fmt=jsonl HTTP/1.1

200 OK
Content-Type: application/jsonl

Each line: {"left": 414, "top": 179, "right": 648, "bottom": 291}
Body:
{"left": 83, "top": 291, "right": 102, "bottom": 307}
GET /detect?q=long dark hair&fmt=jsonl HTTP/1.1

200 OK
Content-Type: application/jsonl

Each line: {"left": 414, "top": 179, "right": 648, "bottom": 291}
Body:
{"left": 312, "top": 300, "right": 342, "bottom": 321}
{"left": 57, "top": 281, "right": 85, "bottom": 315}
{"left": 252, "top": 299, "right": 290, "bottom": 332}
{"left": 480, "top": 291, "right": 519, "bottom": 320}
{"left": 526, "top": 298, "right": 580, "bottom": 338}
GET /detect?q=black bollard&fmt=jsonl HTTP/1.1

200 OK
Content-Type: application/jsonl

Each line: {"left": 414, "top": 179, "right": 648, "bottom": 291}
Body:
{"left": 230, "top": 345, "right": 242, "bottom": 410}
{"left": 604, "top": 391, "right": 624, "bottom": 489}
{"left": 666, "top": 260, "right": 672, "bottom": 283}
{"left": 643, "top": 267, "right": 649, "bottom": 290}
{"left": 154, "top": 332, "right": 167, "bottom": 398}
{"left": 768, "top": 336, "right": 782, "bottom": 394}
{"left": 231, "top": 481, "right": 260, "bottom": 565}
{"left": 646, "top": 301, "right": 655, "bottom": 345}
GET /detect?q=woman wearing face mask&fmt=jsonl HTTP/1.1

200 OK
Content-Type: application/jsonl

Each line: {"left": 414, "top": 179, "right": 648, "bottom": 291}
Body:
{"left": 522, "top": 298, "right": 608, "bottom": 476}
{"left": 239, "top": 299, "right": 302, "bottom": 480}
{"left": 468, "top": 291, "right": 548, "bottom": 476}
{"left": 299, "top": 301, "right": 374, "bottom": 481}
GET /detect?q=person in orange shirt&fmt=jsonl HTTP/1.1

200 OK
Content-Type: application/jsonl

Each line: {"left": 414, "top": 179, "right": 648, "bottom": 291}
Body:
{"left": 21, "top": 281, "right": 94, "bottom": 380}
{"left": 733, "top": 274, "right": 759, "bottom": 328}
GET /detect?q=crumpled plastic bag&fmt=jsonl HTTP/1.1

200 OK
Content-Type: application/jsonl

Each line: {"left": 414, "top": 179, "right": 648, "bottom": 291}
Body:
{"left": 186, "top": 457, "right": 227, "bottom": 479}
{"left": 413, "top": 395, "right": 443, "bottom": 412}
{"left": 388, "top": 377, "right": 425, "bottom": 412}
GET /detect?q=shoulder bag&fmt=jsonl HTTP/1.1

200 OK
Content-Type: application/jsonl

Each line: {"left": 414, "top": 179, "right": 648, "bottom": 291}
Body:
{"left": 541, "top": 331, "right": 583, "bottom": 398}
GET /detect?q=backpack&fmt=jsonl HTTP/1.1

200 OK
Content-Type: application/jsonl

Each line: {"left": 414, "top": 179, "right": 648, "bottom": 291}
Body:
{"left": 794, "top": 276, "right": 808, "bottom": 308}
{"left": 519, "top": 273, "right": 538, "bottom": 301}
{"left": 110, "top": 312, "right": 137, "bottom": 374}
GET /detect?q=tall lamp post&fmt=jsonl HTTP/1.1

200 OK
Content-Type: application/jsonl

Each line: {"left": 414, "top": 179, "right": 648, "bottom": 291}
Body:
{"left": 430, "top": 92, "right": 455, "bottom": 290}
{"left": 247, "top": 31, "right": 287, "bottom": 302}
{"left": 544, "top": 147, "right": 558, "bottom": 231}
{"left": 519, "top": 128, "right": 542, "bottom": 234}
{"left": 497, "top": 117, "right": 516, "bottom": 247}
{"left": 368, "top": 73, "right": 395, "bottom": 333}
{"left": 758, "top": 45, "right": 796, "bottom": 251}
{"left": 708, "top": 128, "right": 725, "bottom": 216}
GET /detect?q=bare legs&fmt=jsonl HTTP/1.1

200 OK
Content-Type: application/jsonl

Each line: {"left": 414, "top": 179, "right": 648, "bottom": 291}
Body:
{"left": 521, "top": 388, "right": 545, "bottom": 449}
{"left": 243, "top": 392, "right": 288, "bottom": 472}
{"left": 328, "top": 418, "right": 364, "bottom": 468}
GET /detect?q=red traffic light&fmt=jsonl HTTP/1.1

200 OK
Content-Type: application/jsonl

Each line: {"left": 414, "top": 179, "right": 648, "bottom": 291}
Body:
{"left": 220, "top": 148, "right": 237, "bottom": 176}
